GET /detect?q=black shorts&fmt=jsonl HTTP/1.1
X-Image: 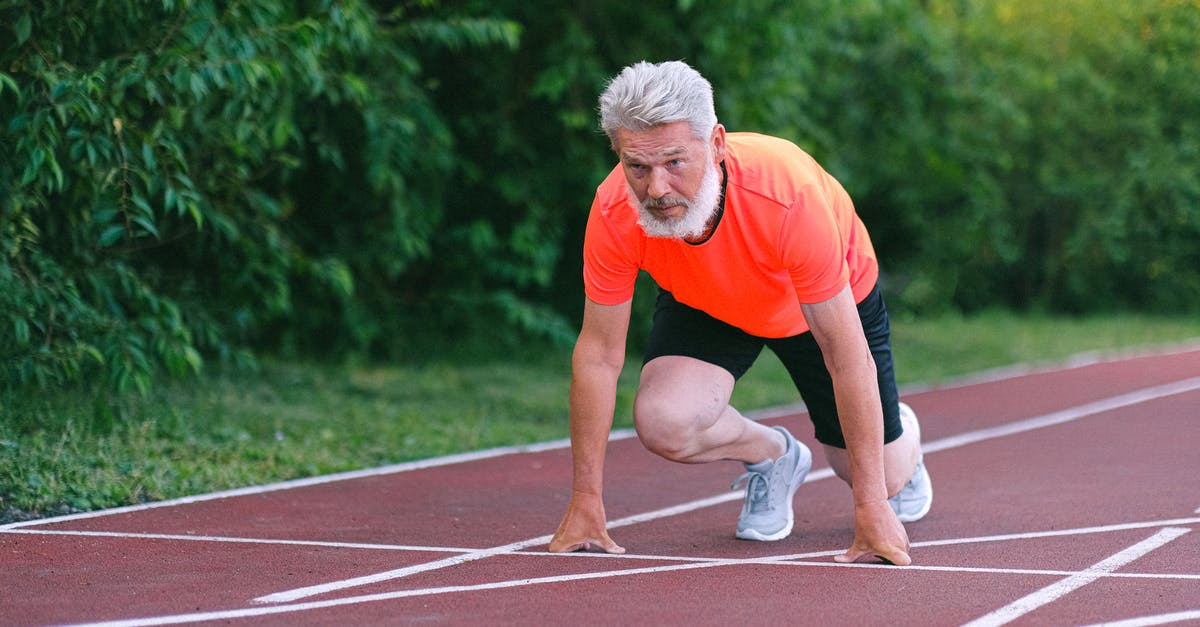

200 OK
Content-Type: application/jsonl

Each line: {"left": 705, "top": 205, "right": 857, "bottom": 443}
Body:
{"left": 642, "top": 283, "right": 902, "bottom": 448}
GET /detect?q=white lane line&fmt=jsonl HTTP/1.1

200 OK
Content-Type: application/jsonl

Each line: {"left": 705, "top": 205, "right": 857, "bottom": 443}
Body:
{"left": 534, "top": 515, "right": 1200, "bottom": 565}
{"left": 1081, "top": 610, "right": 1200, "bottom": 627}
{"left": 253, "top": 534, "right": 555, "bottom": 604}
{"left": 769, "top": 560, "right": 1200, "bottom": 581}
{"left": 0, "top": 528, "right": 480, "bottom": 553}
{"left": 72, "top": 558, "right": 761, "bottom": 627}
{"left": 962, "top": 527, "right": 1191, "bottom": 627}
{"left": 922, "top": 377, "right": 1200, "bottom": 455}
{"left": 899, "top": 341, "right": 1200, "bottom": 395}
{"left": 252, "top": 378, "right": 1200, "bottom": 604}
{"left": 58, "top": 532, "right": 1199, "bottom": 627}
{"left": 249, "top": 471, "right": 842, "bottom": 604}
{"left": 905, "top": 516, "right": 1200, "bottom": 550}
{"left": 0, "top": 438, "right": 593, "bottom": 531}
{"left": 8, "top": 515, "right": 1198, "bottom": 574}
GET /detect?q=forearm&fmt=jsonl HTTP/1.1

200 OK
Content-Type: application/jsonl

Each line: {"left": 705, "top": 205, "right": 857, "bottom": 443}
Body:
{"left": 567, "top": 353, "right": 622, "bottom": 497}
{"left": 830, "top": 360, "right": 888, "bottom": 505}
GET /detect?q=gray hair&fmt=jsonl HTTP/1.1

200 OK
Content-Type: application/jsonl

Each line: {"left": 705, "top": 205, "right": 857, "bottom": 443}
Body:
{"left": 598, "top": 60, "right": 718, "bottom": 147}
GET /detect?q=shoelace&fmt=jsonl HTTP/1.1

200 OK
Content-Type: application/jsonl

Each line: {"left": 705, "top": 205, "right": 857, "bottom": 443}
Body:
{"left": 732, "top": 470, "right": 773, "bottom": 513}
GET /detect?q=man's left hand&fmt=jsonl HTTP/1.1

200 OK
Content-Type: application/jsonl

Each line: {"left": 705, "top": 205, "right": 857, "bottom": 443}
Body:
{"left": 834, "top": 499, "right": 911, "bottom": 565}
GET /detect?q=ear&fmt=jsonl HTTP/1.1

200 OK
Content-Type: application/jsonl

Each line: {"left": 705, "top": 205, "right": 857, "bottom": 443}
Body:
{"left": 710, "top": 124, "right": 727, "bottom": 162}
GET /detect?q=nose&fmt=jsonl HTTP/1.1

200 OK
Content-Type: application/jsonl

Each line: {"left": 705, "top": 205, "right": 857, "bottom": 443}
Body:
{"left": 647, "top": 167, "right": 671, "bottom": 199}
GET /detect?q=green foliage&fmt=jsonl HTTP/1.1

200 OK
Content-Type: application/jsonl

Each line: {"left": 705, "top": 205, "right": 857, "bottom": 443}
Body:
{"left": 3, "top": 0, "right": 1198, "bottom": 396}
{"left": 916, "top": 0, "right": 1200, "bottom": 314}
{"left": 1, "top": 0, "right": 519, "bottom": 390}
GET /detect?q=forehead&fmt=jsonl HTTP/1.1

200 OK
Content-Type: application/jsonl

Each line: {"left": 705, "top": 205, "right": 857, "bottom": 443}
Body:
{"left": 615, "top": 121, "right": 701, "bottom": 161}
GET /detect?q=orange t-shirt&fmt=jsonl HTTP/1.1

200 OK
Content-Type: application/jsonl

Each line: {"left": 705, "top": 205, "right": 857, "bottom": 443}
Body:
{"left": 582, "top": 132, "right": 879, "bottom": 338}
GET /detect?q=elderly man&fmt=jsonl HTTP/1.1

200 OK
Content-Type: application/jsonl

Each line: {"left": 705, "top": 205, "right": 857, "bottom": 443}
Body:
{"left": 549, "top": 60, "right": 932, "bottom": 565}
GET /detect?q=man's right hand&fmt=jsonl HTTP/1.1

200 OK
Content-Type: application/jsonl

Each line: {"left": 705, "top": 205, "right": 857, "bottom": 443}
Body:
{"left": 548, "top": 491, "right": 625, "bottom": 554}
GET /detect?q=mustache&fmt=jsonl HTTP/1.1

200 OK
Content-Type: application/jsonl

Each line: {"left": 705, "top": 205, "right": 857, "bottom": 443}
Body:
{"left": 642, "top": 196, "right": 690, "bottom": 210}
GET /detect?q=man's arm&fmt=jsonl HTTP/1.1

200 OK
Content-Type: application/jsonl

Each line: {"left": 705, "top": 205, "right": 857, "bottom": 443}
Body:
{"left": 548, "top": 297, "right": 632, "bottom": 553}
{"left": 801, "top": 284, "right": 911, "bottom": 565}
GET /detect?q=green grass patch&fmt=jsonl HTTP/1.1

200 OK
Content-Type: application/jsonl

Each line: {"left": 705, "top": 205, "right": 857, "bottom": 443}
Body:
{"left": 2, "top": 312, "right": 1197, "bottom": 523}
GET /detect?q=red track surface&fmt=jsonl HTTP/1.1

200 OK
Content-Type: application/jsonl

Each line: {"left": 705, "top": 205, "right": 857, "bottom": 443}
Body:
{"left": 3, "top": 345, "right": 1199, "bottom": 626}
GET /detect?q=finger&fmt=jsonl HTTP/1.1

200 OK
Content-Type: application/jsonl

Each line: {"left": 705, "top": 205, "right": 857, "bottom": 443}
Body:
{"left": 600, "top": 538, "right": 626, "bottom": 554}
{"left": 834, "top": 544, "right": 911, "bottom": 565}
{"left": 877, "top": 547, "right": 912, "bottom": 566}
{"left": 549, "top": 534, "right": 593, "bottom": 553}
{"left": 549, "top": 536, "right": 625, "bottom": 554}
{"left": 548, "top": 538, "right": 587, "bottom": 553}
{"left": 833, "top": 545, "right": 869, "bottom": 563}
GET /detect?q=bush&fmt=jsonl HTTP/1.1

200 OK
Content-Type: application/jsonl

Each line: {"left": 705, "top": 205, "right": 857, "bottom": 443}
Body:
{"left": 0, "top": 0, "right": 520, "bottom": 390}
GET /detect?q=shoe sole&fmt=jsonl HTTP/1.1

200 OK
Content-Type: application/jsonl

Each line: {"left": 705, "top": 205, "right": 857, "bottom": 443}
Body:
{"left": 735, "top": 439, "right": 812, "bottom": 541}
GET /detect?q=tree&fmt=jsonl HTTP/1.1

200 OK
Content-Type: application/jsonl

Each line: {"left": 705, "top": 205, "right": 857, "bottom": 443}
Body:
{"left": 1, "top": 0, "right": 519, "bottom": 391}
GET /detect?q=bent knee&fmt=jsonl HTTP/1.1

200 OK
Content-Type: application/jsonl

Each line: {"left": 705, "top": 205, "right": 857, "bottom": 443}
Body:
{"left": 633, "top": 396, "right": 698, "bottom": 462}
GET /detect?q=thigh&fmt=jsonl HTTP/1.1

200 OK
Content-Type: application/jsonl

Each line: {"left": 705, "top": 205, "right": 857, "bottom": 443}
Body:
{"left": 637, "top": 354, "right": 737, "bottom": 430}
{"left": 642, "top": 290, "right": 764, "bottom": 379}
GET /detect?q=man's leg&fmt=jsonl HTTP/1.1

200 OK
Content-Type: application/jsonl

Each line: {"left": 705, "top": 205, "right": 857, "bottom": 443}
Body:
{"left": 770, "top": 284, "right": 923, "bottom": 497}
{"left": 637, "top": 291, "right": 814, "bottom": 541}
{"left": 822, "top": 405, "right": 920, "bottom": 497}
{"left": 635, "top": 354, "right": 813, "bottom": 541}
{"left": 634, "top": 355, "right": 783, "bottom": 465}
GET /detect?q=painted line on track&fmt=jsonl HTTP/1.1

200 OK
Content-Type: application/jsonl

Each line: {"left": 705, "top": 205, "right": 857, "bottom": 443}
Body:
{"left": 251, "top": 534, "right": 557, "bottom": 604}
{"left": 962, "top": 527, "right": 1191, "bottom": 627}
{"left": 251, "top": 377, "right": 1200, "bottom": 604}
{"left": 58, "top": 517, "right": 1199, "bottom": 627}
{"left": 0, "top": 528, "right": 481, "bottom": 554}
{"left": 7, "top": 515, "right": 1199, "bottom": 575}
{"left": 1080, "top": 610, "right": 1200, "bottom": 627}
{"left": 922, "top": 377, "right": 1200, "bottom": 455}
{"left": 0, "top": 440, "right": 582, "bottom": 532}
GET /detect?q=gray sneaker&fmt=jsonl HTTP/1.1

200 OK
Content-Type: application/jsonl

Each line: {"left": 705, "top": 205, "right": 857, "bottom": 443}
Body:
{"left": 889, "top": 402, "right": 933, "bottom": 523}
{"left": 732, "top": 426, "right": 812, "bottom": 541}
{"left": 889, "top": 459, "right": 933, "bottom": 523}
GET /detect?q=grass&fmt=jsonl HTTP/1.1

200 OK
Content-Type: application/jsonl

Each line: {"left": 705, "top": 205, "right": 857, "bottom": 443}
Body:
{"left": 2, "top": 311, "right": 1197, "bottom": 523}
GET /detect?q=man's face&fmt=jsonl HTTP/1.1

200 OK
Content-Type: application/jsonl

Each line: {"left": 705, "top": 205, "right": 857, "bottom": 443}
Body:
{"left": 616, "top": 121, "right": 725, "bottom": 239}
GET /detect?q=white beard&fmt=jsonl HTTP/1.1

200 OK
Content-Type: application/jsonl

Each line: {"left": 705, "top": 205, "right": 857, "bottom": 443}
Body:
{"left": 631, "top": 158, "right": 722, "bottom": 240}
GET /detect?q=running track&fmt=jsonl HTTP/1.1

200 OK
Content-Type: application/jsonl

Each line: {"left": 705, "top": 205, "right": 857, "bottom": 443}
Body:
{"left": 2, "top": 344, "right": 1199, "bottom": 626}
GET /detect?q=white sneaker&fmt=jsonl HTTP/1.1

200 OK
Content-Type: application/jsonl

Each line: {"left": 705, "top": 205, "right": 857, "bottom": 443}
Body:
{"left": 888, "top": 403, "right": 932, "bottom": 522}
{"left": 889, "top": 459, "right": 933, "bottom": 522}
{"left": 732, "top": 426, "right": 812, "bottom": 541}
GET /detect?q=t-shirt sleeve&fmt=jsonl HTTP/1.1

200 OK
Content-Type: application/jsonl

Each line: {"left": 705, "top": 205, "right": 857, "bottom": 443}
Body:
{"left": 582, "top": 201, "right": 640, "bottom": 305}
{"left": 779, "top": 184, "right": 851, "bottom": 304}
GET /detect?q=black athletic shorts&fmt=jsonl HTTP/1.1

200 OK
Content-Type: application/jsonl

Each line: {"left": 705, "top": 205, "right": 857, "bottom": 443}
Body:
{"left": 642, "top": 283, "right": 902, "bottom": 448}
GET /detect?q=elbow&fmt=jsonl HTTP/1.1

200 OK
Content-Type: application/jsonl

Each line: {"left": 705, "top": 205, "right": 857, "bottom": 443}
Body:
{"left": 572, "top": 337, "right": 626, "bottom": 376}
{"left": 822, "top": 342, "right": 876, "bottom": 381}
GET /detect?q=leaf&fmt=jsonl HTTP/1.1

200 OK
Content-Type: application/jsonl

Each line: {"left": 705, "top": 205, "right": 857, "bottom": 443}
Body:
{"left": 182, "top": 346, "right": 203, "bottom": 374}
{"left": 14, "top": 318, "right": 30, "bottom": 345}
{"left": 186, "top": 201, "right": 204, "bottom": 229}
{"left": 99, "top": 225, "right": 124, "bottom": 247}
{"left": 93, "top": 207, "right": 119, "bottom": 224}
{"left": 141, "top": 143, "right": 157, "bottom": 170}
{"left": 0, "top": 73, "right": 19, "bottom": 98}
{"left": 47, "top": 153, "right": 64, "bottom": 191}
{"left": 133, "top": 216, "right": 160, "bottom": 238}
{"left": 16, "top": 13, "right": 32, "bottom": 45}
{"left": 20, "top": 162, "right": 38, "bottom": 186}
